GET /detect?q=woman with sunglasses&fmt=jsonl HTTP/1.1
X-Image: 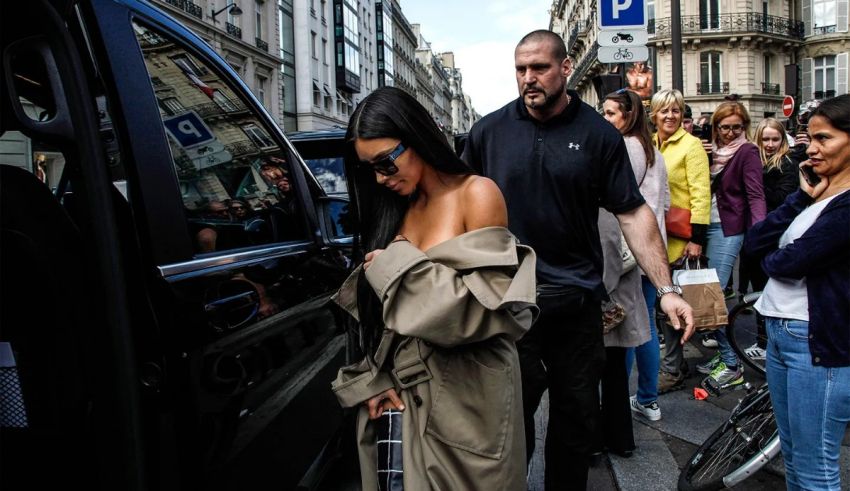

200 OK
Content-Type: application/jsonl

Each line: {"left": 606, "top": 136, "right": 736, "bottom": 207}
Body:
{"left": 601, "top": 89, "right": 668, "bottom": 431}
{"left": 649, "top": 89, "right": 711, "bottom": 393}
{"left": 695, "top": 101, "right": 766, "bottom": 392}
{"left": 330, "top": 87, "right": 538, "bottom": 490}
{"left": 744, "top": 94, "right": 850, "bottom": 491}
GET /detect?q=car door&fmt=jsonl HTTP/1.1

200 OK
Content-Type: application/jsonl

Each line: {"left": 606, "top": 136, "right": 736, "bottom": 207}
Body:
{"left": 3, "top": 1, "right": 356, "bottom": 489}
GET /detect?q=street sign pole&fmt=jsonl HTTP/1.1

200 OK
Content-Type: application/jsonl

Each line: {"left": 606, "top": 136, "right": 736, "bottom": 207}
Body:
{"left": 671, "top": 0, "right": 683, "bottom": 92}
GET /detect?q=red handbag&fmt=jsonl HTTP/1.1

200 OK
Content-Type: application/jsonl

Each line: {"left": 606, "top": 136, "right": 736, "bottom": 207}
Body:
{"left": 666, "top": 207, "right": 692, "bottom": 240}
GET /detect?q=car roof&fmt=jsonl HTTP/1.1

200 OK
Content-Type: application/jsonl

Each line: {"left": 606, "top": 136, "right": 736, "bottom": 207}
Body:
{"left": 286, "top": 128, "right": 347, "bottom": 142}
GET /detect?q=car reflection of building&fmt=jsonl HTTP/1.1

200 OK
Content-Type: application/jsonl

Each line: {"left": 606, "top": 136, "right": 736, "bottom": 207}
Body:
{"left": 137, "top": 25, "right": 289, "bottom": 216}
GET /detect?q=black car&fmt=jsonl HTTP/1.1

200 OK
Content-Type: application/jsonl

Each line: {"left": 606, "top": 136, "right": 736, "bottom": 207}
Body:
{"left": 0, "top": 1, "right": 358, "bottom": 489}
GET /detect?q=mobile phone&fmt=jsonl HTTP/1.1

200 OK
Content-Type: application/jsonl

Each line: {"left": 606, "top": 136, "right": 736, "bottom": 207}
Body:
{"left": 800, "top": 164, "right": 821, "bottom": 186}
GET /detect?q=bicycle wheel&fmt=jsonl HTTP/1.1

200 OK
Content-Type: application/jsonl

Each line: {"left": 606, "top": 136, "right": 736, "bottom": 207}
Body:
{"left": 678, "top": 385, "right": 779, "bottom": 491}
{"left": 726, "top": 291, "right": 767, "bottom": 375}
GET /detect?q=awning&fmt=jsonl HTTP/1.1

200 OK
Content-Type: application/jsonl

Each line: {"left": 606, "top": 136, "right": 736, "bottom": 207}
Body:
{"left": 322, "top": 84, "right": 332, "bottom": 96}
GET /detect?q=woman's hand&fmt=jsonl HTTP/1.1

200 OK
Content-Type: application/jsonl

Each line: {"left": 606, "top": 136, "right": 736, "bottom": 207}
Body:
{"left": 363, "top": 249, "right": 384, "bottom": 270}
{"left": 682, "top": 242, "right": 702, "bottom": 259}
{"left": 366, "top": 388, "right": 405, "bottom": 419}
{"left": 799, "top": 161, "right": 829, "bottom": 200}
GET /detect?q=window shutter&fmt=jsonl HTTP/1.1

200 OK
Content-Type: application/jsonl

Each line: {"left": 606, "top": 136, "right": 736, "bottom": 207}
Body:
{"left": 802, "top": 57, "right": 813, "bottom": 101}
{"left": 838, "top": 0, "right": 849, "bottom": 32}
{"left": 837, "top": 53, "right": 849, "bottom": 95}
{"left": 802, "top": 0, "right": 812, "bottom": 37}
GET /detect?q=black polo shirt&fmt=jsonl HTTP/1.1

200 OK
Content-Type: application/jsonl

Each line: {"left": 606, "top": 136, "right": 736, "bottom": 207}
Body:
{"left": 462, "top": 91, "right": 644, "bottom": 296}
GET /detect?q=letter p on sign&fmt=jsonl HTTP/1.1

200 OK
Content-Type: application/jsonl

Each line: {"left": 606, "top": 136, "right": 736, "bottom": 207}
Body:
{"left": 600, "top": 0, "right": 646, "bottom": 29}
{"left": 613, "top": 0, "right": 633, "bottom": 19}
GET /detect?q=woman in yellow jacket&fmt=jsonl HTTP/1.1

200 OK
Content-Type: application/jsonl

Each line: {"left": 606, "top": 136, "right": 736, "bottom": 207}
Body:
{"left": 650, "top": 89, "right": 711, "bottom": 393}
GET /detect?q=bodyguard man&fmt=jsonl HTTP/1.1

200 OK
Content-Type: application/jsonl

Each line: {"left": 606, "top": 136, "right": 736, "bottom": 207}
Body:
{"left": 462, "top": 30, "right": 695, "bottom": 489}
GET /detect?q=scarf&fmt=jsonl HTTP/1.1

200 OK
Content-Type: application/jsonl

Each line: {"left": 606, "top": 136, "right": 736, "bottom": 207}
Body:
{"left": 711, "top": 133, "right": 748, "bottom": 174}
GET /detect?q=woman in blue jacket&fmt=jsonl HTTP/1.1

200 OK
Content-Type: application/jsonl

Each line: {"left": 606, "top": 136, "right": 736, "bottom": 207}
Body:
{"left": 744, "top": 94, "right": 850, "bottom": 491}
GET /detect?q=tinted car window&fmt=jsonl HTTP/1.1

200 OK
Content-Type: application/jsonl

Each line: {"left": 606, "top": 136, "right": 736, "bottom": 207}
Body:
{"left": 132, "top": 22, "right": 307, "bottom": 254}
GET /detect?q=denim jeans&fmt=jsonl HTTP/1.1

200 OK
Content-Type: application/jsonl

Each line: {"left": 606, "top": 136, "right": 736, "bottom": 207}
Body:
{"left": 705, "top": 223, "right": 744, "bottom": 367}
{"left": 766, "top": 317, "right": 850, "bottom": 490}
{"left": 626, "top": 276, "right": 660, "bottom": 405}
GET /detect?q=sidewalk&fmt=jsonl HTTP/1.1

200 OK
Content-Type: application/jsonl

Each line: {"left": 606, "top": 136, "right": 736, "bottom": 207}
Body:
{"left": 528, "top": 328, "right": 850, "bottom": 490}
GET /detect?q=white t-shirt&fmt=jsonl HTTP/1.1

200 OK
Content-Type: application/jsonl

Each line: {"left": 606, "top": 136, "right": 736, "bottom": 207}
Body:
{"left": 755, "top": 192, "right": 843, "bottom": 321}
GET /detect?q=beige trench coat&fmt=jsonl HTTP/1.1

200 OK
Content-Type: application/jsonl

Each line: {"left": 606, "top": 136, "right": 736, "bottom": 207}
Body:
{"left": 331, "top": 227, "right": 538, "bottom": 491}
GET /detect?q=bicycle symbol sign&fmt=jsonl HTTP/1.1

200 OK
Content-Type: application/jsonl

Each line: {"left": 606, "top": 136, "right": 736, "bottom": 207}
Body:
{"left": 597, "top": 45, "right": 649, "bottom": 63}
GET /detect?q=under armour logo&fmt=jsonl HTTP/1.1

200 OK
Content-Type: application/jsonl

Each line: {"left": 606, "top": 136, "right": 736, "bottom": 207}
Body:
{"left": 568, "top": 142, "right": 581, "bottom": 150}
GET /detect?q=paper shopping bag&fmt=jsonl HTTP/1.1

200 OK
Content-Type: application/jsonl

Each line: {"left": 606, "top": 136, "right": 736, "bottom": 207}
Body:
{"left": 672, "top": 267, "right": 728, "bottom": 331}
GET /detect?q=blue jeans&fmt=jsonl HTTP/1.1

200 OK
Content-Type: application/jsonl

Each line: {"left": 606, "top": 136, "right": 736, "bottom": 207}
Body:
{"left": 705, "top": 223, "right": 744, "bottom": 367}
{"left": 766, "top": 317, "right": 850, "bottom": 490}
{"left": 626, "top": 276, "right": 660, "bottom": 405}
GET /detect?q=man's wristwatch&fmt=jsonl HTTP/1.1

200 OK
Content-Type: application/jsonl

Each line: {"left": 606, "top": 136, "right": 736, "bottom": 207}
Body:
{"left": 657, "top": 285, "right": 683, "bottom": 298}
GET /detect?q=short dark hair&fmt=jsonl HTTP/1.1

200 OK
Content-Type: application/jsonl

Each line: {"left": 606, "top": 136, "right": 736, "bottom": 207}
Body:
{"left": 517, "top": 30, "right": 567, "bottom": 61}
{"left": 811, "top": 94, "right": 850, "bottom": 136}
{"left": 683, "top": 104, "right": 693, "bottom": 119}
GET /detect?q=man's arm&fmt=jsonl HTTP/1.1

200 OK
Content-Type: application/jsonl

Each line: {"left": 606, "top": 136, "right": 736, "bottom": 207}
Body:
{"left": 617, "top": 204, "right": 695, "bottom": 342}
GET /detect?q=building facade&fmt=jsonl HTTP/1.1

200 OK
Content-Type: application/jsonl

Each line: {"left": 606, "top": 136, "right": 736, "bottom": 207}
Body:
{"left": 145, "top": 0, "right": 477, "bottom": 133}
{"left": 551, "top": 0, "right": 848, "bottom": 123}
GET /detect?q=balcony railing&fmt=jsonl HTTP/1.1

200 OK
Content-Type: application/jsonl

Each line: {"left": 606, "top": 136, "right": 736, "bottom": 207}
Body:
{"left": 761, "top": 82, "right": 780, "bottom": 95}
{"left": 225, "top": 140, "right": 260, "bottom": 157}
{"left": 256, "top": 38, "right": 269, "bottom": 52}
{"left": 162, "top": 0, "right": 202, "bottom": 19}
{"left": 188, "top": 100, "right": 249, "bottom": 119}
{"left": 226, "top": 22, "right": 242, "bottom": 39}
{"left": 650, "top": 13, "right": 804, "bottom": 39}
{"left": 567, "top": 24, "right": 579, "bottom": 55}
{"left": 814, "top": 90, "right": 836, "bottom": 99}
{"left": 696, "top": 82, "right": 730, "bottom": 95}
{"left": 813, "top": 25, "right": 837, "bottom": 35}
{"left": 568, "top": 43, "right": 599, "bottom": 89}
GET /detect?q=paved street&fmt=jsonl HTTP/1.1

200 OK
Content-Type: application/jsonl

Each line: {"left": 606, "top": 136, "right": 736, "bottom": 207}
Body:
{"left": 528, "top": 308, "right": 850, "bottom": 490}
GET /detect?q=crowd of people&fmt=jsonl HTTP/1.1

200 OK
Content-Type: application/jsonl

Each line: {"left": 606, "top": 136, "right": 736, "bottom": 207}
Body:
{"left": 328, "top": 28, "right": 849, "bottom": 491}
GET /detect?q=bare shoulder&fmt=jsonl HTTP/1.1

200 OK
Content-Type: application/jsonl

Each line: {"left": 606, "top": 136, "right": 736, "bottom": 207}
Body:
{"left": 460, "top": 175, "right": 508, "bottom": 229}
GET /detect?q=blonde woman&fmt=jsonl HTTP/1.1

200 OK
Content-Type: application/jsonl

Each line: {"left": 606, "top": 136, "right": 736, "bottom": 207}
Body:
{"left": 737, "top": 118, "right": 801, "bottom": 359}
{"left": 650, "top": 89, "right": 711, "bottom": 393}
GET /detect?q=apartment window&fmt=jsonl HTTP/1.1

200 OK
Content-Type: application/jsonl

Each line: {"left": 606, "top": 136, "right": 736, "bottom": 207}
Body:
{"left": 278, "top": 2, "right": 295, "bottom": 65}
{"left": 812, "top": 0, "right": 837, "bottom": 30}
{"left": 242, "top": 123, "right": 275, "bottom": 148}
{"left": 255, "top": 75, "right": 267, "bottom": 107}
{"left": 312, "top": 81, "right": 321, "bottom": 107}
{"left": 227, "top": 3, "right": 241, "bottom": 26}
{"left": 213, "top": 90, "right": 239, "bottom": 112}
{"left": 700, "top": 51, "right": 722, "bottom": 93}
{"left": 255, "top": 1, "right": 263, "bottom": 40}
{"left": 814, "top": 55, "right": 836, "bottom": 98}
{"left": 158, "top": 97, "right": 185, "bottom": 116}
{"left": 764, "top": 55, "right": 771, "bottom": 83}
{"left": 322, "top": 39, "right": 328, "bottom": 65}
{"left": 311, "top": 31, "right": 317, "bottom": 59}
{"left": 699, "top": 0, "right": 720, "bottom": 29}
{"left": 320, "top": 0, "right": 327, "bottom": 21}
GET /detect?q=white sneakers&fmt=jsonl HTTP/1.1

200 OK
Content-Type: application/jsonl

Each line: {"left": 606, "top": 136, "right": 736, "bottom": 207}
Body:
{"left": 744, "top": 343, "right": 767, "bottom": 361}
{"left": 630, "top": 395, "right": 661, "bottom": 421}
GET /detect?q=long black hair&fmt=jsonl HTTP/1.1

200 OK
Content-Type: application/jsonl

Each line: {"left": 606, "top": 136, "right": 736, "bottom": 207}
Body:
{"left": 345, "top": 86, "right": 475, "bottom": 354}
{"left": 811, "top": 94, "right": 850, "bottom": 136}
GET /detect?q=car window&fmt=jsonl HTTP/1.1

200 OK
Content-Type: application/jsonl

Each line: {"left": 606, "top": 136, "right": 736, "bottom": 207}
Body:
{"left": 132, "top": 22, "right": 308, "bottom": 255}
{"left": 305, "top": 156, "right": 347, "bottom": 195}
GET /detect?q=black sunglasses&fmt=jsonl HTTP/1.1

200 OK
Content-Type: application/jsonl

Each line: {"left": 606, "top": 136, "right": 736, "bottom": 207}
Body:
{"left": 361, "top": 142, "right": 406, "bottom": 176}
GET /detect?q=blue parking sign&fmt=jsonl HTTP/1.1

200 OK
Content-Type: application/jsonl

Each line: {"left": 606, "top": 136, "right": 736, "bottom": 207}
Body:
{"left": 163, "top": 111, "right": 215, "bottom": 149}
{"left": 599, "top": 0, "right": 646, "bottom": 29}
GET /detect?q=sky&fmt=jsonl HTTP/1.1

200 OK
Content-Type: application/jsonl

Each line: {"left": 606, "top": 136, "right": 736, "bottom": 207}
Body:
{"left": 400, "top": 1, "right": 553, "bottom": 117}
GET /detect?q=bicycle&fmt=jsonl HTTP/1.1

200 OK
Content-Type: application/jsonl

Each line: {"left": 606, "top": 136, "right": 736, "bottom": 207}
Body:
{"left": 613, "top": 48, "right": 634, "bottom": 61}
{"left": 678, "top": 292, "right": 783, "bottom": 491}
